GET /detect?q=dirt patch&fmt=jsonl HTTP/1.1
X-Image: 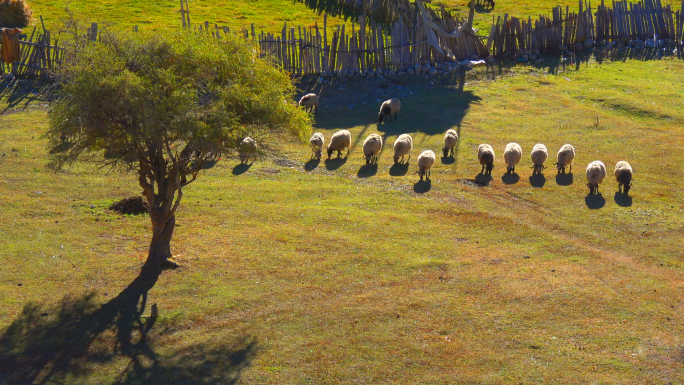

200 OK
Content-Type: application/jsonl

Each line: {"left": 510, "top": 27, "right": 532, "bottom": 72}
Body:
{"left": 109, "top": 196, "right": 149, "bottom": 215}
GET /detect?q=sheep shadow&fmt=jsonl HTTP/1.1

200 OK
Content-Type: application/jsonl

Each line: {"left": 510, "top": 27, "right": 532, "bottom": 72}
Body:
{"left": 614, "top": 192, "right": 633, "bottom": 207}
{"left": 556, "top": 172, "right": 574, "bottom": 186}
{"left": 201, "top": 159, "right": 218, "bottom": 170}
{"left": 440, "top": 156, "right": 455, "bottom": 165}
{"left": 48, "top": 141, "right": 74, "bottom": 154}
{"left": 413, "top": 179, "right": 432, "bottom": 194}
{"left": 501, "top": 173, "right": 520, "bottom": 185}
{"left": 304, "top": 158, "right": 321, "bottom": 172}
{"left": 475, "top": 173, "right": 493, "bottom": 186}
{"left": 585, "top": 193, "right": 606, "bottom": 209}
{"left": 389, "top": 162, "right": 410, "bottom": 177}
{"left": 232, "top": 163, "right": 252, "bottom": 175}
{"left": 357, "top": 164, "right": 378, "bottom": 178}
{"left": 0, "top": 269, "right": 257, "bottom": 384}
{"left": 529, "top": 174, "right": 547, "bottom": 188}
{"left": 324, "top": 156, "right": 348, "bottom": 170}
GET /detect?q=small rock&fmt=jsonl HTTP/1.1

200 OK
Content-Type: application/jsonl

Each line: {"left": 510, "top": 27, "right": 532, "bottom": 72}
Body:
{"left": 428, "top": 68, "right": 438, "bottom": 76}
{"left": 320, "top": 71, "right": 328, "bottom": 78}
{"left": 389, "top": 70, "right": 396, "bottom": 76}
{"left": 487, "top": 57, "right": 496, "bottom": 64}
{"left": 398, "top": 71, "right": 407, "bottom": 76}
{"left": 436, "top": 63, "right": 443, "bottom": 70}
{"left": 529, "top": 54, "right": 537, "bottom": 60}
{"left": 535, "top": 58, "right": 544, "bottom": 64}
{"left": 521, "top": 54, "right": 529, "bottom": 61}
{"left": 558, "top": 45, "right": 568, "bottom": 51}
{"left": 407, "top": 68, "right": 415, "bottom": 75}
{"left": 469, "top": 54, "right": 480, "bottom": 60}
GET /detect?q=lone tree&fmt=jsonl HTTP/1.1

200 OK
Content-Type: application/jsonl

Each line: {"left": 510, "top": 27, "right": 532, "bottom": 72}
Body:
{"left": 48, "top": 30, "right": 310, "bottom": 273}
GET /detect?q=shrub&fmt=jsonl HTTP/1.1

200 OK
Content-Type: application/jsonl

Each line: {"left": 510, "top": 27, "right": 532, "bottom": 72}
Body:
{"left": 0, "top": 0, "right": 33, "bottom": 27}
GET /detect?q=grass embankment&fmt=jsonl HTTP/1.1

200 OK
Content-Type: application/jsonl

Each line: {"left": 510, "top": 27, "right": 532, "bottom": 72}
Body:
{"left": 1, "top": 55, "right": 684, "bottom": 383}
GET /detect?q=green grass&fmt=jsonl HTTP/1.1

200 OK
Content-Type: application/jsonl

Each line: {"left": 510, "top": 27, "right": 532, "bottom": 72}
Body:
{"left": 2, "top": 53, "right": 684, "bottom": 383}
{"left": 26, "top": 0, "right": 681, "bottom": 36}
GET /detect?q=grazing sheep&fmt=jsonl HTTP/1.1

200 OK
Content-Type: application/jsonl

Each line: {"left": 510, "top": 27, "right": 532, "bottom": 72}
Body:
{"left": 239, "top": 136, "right": 257, "bottom": 164}
{"left": 299, "top": 93, "right": 318, "bottom": 114}
{"left": 586, "top": 160, "right": 607, "bottom": 195}
{"left": 556, "top": 144, "right": 576, "bottom": 173}
{"left": 327, "top": 129, "right": 351, "bottom": 159}
{"left": 378, "top": 98, "right": 401, "bottom": 124}
{"left": 443, "top": 129, "right": 458, "bottom": 157}
{"left": 362, "top": 134, "right": 383, "bottom": 165}
{"left": 309, "top": 132, "right": 324, "bottom": 160}
{"left": 417, "top": 150, "right": 436, "bottom": 181}
{"left": 478, "top": 144, "right": 495, "bottom": 174}
{"left": 503, "top": 143, "right": 522, "bottom": 174}
{"left": 531, "top": 143, "right": 549, "bottom": 175}
{"left": 393, "top": 134, "right": 413, "bottom": 164}
{"left": 614, "top": 161, "right": 633, "bottom": 195}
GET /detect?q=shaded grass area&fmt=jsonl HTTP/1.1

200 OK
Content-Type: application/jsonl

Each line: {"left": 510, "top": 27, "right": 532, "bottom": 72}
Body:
{"left": 1, "top": 56, "right": 684, "bottom": 383}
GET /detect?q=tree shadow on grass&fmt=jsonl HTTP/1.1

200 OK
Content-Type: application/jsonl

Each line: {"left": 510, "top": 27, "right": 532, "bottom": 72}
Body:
{"left": 614, "top": 191, "right": 633, "bottom": 207}
{"left": 0, "top": 270, "right": 257, "bottom": 384}
{"left": 585, "top": 193, "right": 606, "bottom": 209}
{"left": 413, "top": 179, "right": 432, "bottom": 194}
{"left": 324, "top": 156, "right": 347, "bottom": 170}
{"left": 389, "top": 162, "right": 410, "bottom": 176}
{"left": 232, "top": 163, "right": 252, "bottom": 175}
{"left": 529, "top": 173, "right": 546, "bottom": 188}
{"left": 556, "top": 172, "right": 574, "bottom": 186}
{"left": 357, "top": 163, "right": 378, "bottom": 178}
{"left": 501, "top": 173, "right": 520, "bottom": 185}
{"left": 304, "top": 158, "right": 321, "bottom": 171}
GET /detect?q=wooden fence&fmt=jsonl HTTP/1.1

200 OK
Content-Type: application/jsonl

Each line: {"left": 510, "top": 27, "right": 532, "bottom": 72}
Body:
{"left": 487, "top": 0, "right": 684, "bottom": 57}
{"left": 183, "top": 0, "right": 684, "bottom": 76}
{"left": 0, "top": 30, "right": 66, "bottom": 78}
{"left": 2, "top": 0, "right": 683, "bottom": 80}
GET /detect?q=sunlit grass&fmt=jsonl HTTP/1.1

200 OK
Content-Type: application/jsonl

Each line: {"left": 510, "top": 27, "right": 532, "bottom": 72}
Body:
{"left": 1, "top": 54, "right": 683, "bottom": 383}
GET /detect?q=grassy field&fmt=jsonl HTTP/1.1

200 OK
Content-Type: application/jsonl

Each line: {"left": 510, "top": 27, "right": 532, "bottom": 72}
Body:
{"left": 2, "top": 49, "right": 684, "bottom": 383}
{"left": 25, "top": 0, "right": 671, "bottom": 35}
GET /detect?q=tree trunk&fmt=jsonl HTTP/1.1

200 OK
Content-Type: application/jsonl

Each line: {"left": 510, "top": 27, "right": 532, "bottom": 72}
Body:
{"left": 143, "top": 208, "right": 177, "bottom": 272}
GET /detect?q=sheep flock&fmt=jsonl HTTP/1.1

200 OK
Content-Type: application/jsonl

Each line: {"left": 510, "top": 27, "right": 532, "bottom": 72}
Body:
{"left": 243, "top": 95, "right": 634, "bottom": 202}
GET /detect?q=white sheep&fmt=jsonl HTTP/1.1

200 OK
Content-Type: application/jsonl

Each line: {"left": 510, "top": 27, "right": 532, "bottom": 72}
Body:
{"left": 362, "top": 133, "right": 383, "bottom": 165}
{"left": 477, "top": 144, "right": 495, "bottom": 174}
{"left": 393, "top": 134, "right": 413, "bottom": 164}
{"left": 327, "top": 129, "right": 351, "bottom": 159}
{"left": 556, "top": 144, "right": 576, "bottom": 173}
{"left": 614, "top": 161, "right": 633, "bottom": 195}
{"left": 417, "top": 150, "right": 436, "bottom": 181}
{"left": 586, "top": 160, "right": 607, "bottom": 195}
{"left": 530, "top": 143, "right": 548, "bottom": 175}
{"left": 442, "top": 129, "right": 458, "bottom": 157}
{"left": 309, "top": 132, "right": 324, "bottom": 160}
{"left": 503, "top": 143, "right": 522, "bottom": 174}
{"left": 299, "top": 93, "right": 318, "bottom": 114}
{"left": 378, "top": 98, "right": 401, "bottom": 124}
{"left": 239, "top": 136, "right": 257, "bottom": 164}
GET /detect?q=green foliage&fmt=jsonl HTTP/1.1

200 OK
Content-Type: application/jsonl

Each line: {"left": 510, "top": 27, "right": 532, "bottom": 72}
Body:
{"left": 47, "top": 29, "right": 310, "bottom": 173}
